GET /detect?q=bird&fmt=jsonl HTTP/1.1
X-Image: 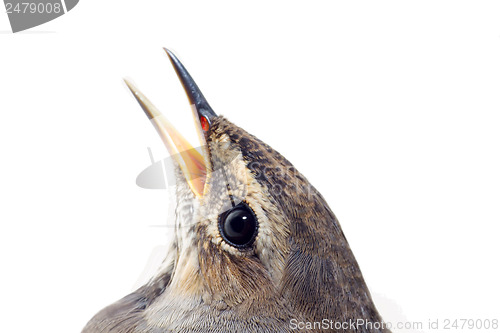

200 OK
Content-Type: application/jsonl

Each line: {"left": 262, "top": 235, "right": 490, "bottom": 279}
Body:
{"left": 82, "top": 49, "right": 391, "bottom": 333}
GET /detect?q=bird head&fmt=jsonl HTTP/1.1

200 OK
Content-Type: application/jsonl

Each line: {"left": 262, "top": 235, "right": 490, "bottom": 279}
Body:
{"left": 84, "top": 49, "right": 387, "bottom": 332}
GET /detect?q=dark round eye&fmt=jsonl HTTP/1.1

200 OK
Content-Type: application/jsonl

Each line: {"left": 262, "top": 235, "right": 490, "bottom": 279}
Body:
{"left": 218, "top": 202, "right": 258, "bottom": 248}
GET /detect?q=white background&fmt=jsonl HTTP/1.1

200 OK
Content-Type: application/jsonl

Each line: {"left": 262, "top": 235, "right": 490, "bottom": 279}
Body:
{"left": 1, "top": 1, "right": 499, "bottom": 332}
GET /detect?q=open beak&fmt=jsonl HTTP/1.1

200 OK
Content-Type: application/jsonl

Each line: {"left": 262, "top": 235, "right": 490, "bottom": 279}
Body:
{"left": 124, "top": 49, "right": 217, "bottom": 198}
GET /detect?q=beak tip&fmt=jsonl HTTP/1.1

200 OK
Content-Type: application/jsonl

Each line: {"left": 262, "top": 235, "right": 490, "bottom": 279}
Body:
{"left": 123, "top": 78, "right": 157, "bottom": 120}
{"left": 162, "top": 48, "right": 218, "bottom": 124}
{"left": 163, "top": 48, "right": 177, "bottom": 66}
{"left": 123, "top": 78, "right": 138, "bottom": 96}
{"left": 123, "top": 77, "right": 132, "bottom": 88}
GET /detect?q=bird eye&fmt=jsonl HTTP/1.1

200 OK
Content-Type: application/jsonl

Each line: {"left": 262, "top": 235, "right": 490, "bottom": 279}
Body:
{"left": 218, "top": 202, "right": 258, "bottom": 248}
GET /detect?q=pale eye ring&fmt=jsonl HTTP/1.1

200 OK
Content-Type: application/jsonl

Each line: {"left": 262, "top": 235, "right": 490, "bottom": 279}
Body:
{"left": 218, "top": 202, "right": 258, "bottom": 248}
